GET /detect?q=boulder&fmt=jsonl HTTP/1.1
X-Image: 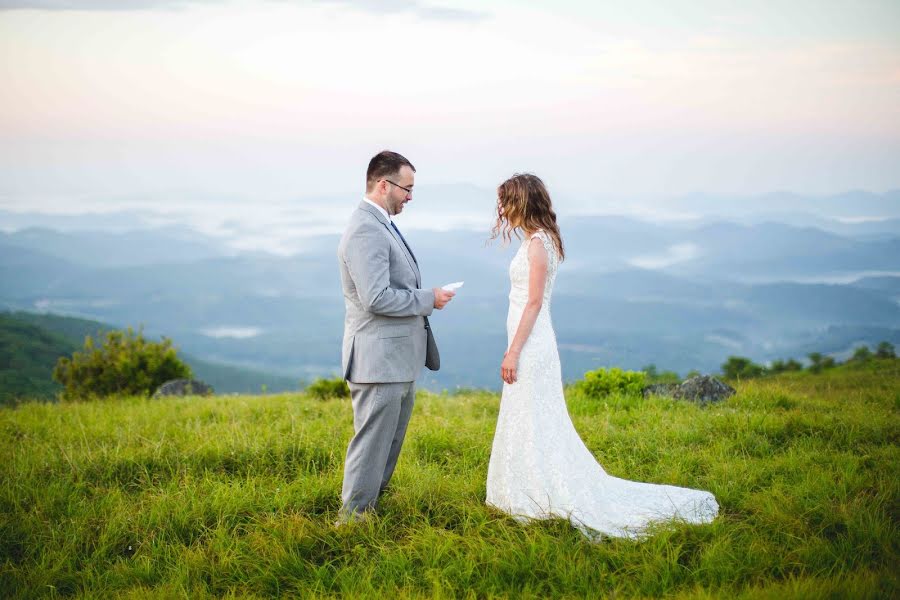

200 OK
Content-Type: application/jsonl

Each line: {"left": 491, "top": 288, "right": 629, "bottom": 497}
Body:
{"left": 642, "top": 383, "right": 680, "bottom": 399}
{"left": 153, "top": 378, "right": 214, "bottom": 398}
{"left": 642, "top": 375, "right": 735, "bottom": 405}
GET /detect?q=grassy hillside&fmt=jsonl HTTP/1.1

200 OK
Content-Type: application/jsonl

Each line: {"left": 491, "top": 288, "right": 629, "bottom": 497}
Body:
{"left": 0, "top": 311, "right": 301, "bottom": 400}
{"left": 0, "top": 314, "right": 77, "bottom": 404}
{"left": 1, "top": 362, "right": 897, "bottom": 598}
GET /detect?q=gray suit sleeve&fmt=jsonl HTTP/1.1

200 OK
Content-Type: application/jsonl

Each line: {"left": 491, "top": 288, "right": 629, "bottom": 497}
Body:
{"left": 345, "top": 224, "right": 435, "bottom": 317}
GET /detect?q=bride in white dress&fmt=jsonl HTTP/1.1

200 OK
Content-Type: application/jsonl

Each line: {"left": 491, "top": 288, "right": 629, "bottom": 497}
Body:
{"left": 486, "top": 173, "right": 719, "bottom": 540}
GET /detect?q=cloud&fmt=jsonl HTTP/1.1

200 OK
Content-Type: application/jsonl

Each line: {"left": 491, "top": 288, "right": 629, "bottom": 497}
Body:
{"left": 313, "top": 0, "right": 488, "bottom": 22}
{"left": 0, "top": 0, "right": 213, "bottom": 9}
{"left": 628, "top": 243, "right": 701, "bottom": 270}
{"left": 0, "top": 0, "right": 489, "bottom": 21}
{"left": 415, "top": 4, "right": 487, "bottom": 22}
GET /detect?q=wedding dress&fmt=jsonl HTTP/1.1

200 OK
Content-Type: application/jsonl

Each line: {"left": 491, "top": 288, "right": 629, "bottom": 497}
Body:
{"left": 486, "top": 230, "right": 719, "bottom": 540}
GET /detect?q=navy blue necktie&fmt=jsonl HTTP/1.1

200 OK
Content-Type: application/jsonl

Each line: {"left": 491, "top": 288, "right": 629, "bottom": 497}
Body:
{"left": 392, "top": 220, "right": 432, "bottom": 338}
{"left": 391, "top": 221, "right": 417, "bottom": 265}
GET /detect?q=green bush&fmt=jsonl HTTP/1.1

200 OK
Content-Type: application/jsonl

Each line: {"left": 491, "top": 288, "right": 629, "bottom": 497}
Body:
{"left": 573, "top": 367, "right": 646, "bottom": 398}
{"left": 722, "top": 356, "right": 765, "bottom": 380}
{"left": 807, "top": 352, "right": 828, "bottom": 374}
{"left": 876, "top": 341, "right": 896, "bottom": 359}
{"left": 784, "top": 358, "right": 803, "bottom": 371}
{"left": 52, "top": 327, "right": 191, "bottom": 400}
{"left": 851, "top": 345, "right": 872, "bottom": 363}
{"left": 641, "top": 364, "right": 680, "bottom": 384}
{"left": 306, "top": 377, "right": 350, "bottom": 400}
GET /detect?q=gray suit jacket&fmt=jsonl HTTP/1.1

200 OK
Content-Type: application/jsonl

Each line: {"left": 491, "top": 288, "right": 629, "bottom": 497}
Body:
{"left": 338, "top": 201, "right": 440, "bottom": 383}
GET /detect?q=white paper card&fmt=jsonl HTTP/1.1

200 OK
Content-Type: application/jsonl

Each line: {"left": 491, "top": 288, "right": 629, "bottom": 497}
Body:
{"left": 441, "top": 281, "right": 464, "bottom": 292}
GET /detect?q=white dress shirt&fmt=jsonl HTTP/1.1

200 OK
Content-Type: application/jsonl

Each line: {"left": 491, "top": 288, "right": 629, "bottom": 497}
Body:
{"left": 363, "top": 196, "right": 391, "bottom": 222}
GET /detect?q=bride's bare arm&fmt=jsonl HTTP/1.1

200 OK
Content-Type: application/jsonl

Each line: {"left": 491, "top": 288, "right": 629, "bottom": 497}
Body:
{"left": 501, "top": 237, "right": 548, "bottom": 383}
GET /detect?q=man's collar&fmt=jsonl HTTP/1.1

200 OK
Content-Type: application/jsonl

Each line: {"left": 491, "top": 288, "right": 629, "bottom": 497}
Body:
{"left": 362, "top": 196, "right": 391, "bottom": 223}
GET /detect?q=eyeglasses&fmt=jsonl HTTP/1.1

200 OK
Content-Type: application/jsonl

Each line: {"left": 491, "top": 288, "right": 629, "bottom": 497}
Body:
{"left": 385, "top": 180, "right": 413, "bottom": 195}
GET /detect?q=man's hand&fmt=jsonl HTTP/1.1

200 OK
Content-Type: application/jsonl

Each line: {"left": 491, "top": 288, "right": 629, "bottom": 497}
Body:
{"left": 432, "top": 288, "right": 455, "bottom": 309}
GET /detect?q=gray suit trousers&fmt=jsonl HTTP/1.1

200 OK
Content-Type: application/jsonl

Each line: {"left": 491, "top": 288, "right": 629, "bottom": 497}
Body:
{"left": 340, "top": 380, "right": 415, "bottom": 515}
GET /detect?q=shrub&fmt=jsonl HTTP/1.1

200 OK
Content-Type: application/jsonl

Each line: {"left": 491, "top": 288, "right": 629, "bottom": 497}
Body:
{"left": 53, "top": 327, "right": 191, "bottom": 400}
{"left": 306, "top": 377, "right": 350, "bottom": 400}
{"left": 851, "top": 346, "right": 872, "bottom": 363}
{"left": 722, "top": 356, "right": 765, "bottom": 380}
{"left": 875, "top": 341, "right": 896, "bottom": 359}
{"left": 807, "top": 352, "right": 825, "bottom": 374}
{"left": 784, "top": 358, "right": 803, "bottom": 371}
{"left": 769, "top": 359, "right": 787, "bottom": 374}
{"left": 642, "top": 364, "right": 680, "bottom": 384}
{"left": 769, "top": 358, "right": 804, "bottom": 374}
{"left": 804, "top": 353, "right": 837, "bottom": 373}
{"left": 573, "top": 367, "right": 646, "bottom": 399}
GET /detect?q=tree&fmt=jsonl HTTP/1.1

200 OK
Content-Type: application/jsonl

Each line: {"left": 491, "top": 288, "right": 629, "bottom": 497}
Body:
{"left": 642, "top": 363, "right": 679, "bottom": 384}
{"left": 53, "top": 327, "right": 191, "bottom": 400}
{"left": 785, "top": 359, "right": 803, "bottom": 371}
{"left": 851, "top": 345, "right": 872, "bottom": 363}
{"left": 721, "top": 356, "right": 765, "bottom": 380}
{"left": 876, "top": 341, "right": 896, "bottom": 359}
{"left": 807, "top": 352, "right": 824, "bottom": 374}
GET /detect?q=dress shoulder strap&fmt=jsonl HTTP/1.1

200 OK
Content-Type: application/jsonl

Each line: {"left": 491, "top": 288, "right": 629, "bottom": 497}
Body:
{"left": 528, "top": 229, "right": 557, "bottom": 261}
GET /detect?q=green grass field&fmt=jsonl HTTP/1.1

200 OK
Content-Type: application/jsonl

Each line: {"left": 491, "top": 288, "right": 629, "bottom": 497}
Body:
{"left": 2, "top": 361, "right": 898, "bottom": 598}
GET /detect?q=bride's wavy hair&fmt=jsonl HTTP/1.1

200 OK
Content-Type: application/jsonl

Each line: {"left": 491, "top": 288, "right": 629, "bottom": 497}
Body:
{"left": 489, "top": 173, "right": 565, "bottom": 261}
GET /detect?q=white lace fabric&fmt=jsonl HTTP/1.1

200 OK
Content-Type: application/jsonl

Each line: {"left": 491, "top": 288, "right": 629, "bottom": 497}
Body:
{"left": 486, "top": 230, "right": 720, "bottom": 540}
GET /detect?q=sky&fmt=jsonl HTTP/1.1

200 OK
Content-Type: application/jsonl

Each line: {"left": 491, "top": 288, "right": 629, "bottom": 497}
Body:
{"left": 1, "top": 0, "right": 899, "bottom": 214}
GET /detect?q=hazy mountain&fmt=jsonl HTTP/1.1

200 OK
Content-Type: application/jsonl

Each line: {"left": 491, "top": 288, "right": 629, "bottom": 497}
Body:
{"left": 0, "top": 243, "right": 89, "bottom": 299}
{"left": 657, "top": 190, "right": 900, "bottom": 221}
{"left": 2, "top": 197, "right": 899, "bottom": 390}
{"left": 0, "top": 226, "right": 231, "bottom": 267}
{"left": 850, "top": 276, "right": 900, "bottom": 295}
{"left": 7, "top": 187, "right": 897, "bottom": 238}
{"left": 733, "top": 213, "right": 900, "bottom": 240}
{"left": 0, "top": 208, "right": 172, "bottom": 232}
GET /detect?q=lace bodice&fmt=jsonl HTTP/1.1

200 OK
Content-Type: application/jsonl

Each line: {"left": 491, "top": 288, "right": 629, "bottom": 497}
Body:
{"left": 508, "top": 230, "right": 559, "bottom": 309}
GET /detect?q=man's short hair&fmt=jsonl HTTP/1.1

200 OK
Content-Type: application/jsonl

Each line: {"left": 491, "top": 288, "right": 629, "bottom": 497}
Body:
{"left": 366, "top": 150, "right": 415, "bottom": 191}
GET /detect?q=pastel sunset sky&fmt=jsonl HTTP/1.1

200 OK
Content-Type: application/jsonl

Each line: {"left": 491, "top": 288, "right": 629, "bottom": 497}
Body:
{"left": 1, "top": 0, "right": 898, "bottom": 208}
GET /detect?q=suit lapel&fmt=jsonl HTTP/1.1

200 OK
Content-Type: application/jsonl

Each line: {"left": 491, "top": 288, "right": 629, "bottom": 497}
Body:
{"left": 358, "top": 201, "right": 421, "bottom": 287}
{"left": 384, "top": 222, "right": 421, "bottom": 287}
{"left": 392, "top": 223, "right": 419, "bottom": 266}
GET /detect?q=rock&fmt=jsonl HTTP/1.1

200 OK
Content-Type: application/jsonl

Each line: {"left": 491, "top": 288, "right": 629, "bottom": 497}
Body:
{"left": 153, "top": 378, "right": 214, "bottom": 398}
{"left": 675, "top": 375, "right": 735, "bottom": 404}
{"left": 642, "top": 383, "right": 679, "bottom": 399}
{"left": 642, "top": 375, "right": 735, "bottom": 405}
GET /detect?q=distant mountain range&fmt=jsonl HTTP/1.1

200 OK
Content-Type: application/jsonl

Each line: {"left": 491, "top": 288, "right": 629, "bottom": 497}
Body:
{"left": 1, "top": 189, "right": 898, "bottom": 390}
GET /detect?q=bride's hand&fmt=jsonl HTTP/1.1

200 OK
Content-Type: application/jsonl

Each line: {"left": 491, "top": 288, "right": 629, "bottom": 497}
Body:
{"left": 501, "top": 351, "right": 519, "bottom": 384}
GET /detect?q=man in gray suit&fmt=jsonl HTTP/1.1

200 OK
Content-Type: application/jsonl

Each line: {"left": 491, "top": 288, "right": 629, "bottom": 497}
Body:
{"left": 336, "top": 150, "right": 455, "bottom": 523}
